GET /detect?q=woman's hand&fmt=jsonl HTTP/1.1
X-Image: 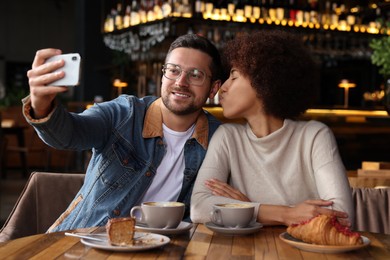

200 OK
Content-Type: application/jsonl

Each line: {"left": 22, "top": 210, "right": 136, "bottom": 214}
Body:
{"left": 284, "top": 199, "right": 350, "bottom": 226}
{"left": 204, "top": 178, "right": 250, "bottom": 202}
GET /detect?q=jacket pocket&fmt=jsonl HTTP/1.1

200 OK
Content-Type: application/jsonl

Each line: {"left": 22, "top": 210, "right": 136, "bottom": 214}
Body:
{"left": 99, "top": 138, "right": 147, "bottom": 187}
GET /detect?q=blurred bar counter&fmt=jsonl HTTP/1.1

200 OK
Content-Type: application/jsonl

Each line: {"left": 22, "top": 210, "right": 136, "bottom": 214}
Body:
{"left": 302, "top": 108, "right": 390, "bottom": 135}
{"left": 204, "top": 106, "right": 390, "bottom": 171}
{"left": 205, "top": 106, "right": 390, "bottom": 124}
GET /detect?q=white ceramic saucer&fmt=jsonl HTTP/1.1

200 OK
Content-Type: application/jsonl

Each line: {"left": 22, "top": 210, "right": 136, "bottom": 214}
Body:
{"left": 135, "top": 221, "right": 193, "bottom": 235}
{"left": 205, "top": 222, "right": 263, "bottom": 235}
{"left": 279, "top": 232, "right": 370, "bottom": 253}
{"left": 80, "top": 232, "right": 170, "bottom": 252}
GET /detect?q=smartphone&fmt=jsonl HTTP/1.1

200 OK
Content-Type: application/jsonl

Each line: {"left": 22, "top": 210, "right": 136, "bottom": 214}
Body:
{"left": 45, "top": 53, "right": 81, "bottom": 86}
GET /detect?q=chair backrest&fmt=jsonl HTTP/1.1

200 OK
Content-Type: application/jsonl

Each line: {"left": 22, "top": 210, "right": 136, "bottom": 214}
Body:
{"left": 0, "top": 171, "right": 85, "bottom": 242}
{"left": 352, "top": 187, "right": 390, "bottom": 234}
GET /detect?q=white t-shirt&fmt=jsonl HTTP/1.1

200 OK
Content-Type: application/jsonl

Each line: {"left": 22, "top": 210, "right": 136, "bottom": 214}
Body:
{"left": 140, "top": 123, "right": 195, "bottom": 203}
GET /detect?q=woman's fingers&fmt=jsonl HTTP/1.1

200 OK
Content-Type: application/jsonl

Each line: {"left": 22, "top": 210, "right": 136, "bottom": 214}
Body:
{"left": 204, "top": 179, "right": 250, "bottom": 201}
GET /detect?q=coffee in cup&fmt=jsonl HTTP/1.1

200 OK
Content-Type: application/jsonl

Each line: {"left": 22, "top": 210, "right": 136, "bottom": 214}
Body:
{"left": 210, "top": 203, "right": 254, "bottom": 228}
{"left": 130, "top": 201, "right": 185, "bottom": 229}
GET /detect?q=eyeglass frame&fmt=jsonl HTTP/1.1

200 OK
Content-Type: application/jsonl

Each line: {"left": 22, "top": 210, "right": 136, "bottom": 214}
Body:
{"left": 162, "top": 63, "right": 212, "bottom": 86}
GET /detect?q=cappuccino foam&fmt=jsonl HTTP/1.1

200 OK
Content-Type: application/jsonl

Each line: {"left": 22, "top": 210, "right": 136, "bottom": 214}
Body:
{"left": 217, "top": 203, "right": 253, "bottom": 208}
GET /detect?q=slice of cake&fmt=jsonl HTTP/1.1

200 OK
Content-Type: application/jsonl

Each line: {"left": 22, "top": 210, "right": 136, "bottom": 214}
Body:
{"left": 106, "top": 217, "right": 136, "bottom": 246}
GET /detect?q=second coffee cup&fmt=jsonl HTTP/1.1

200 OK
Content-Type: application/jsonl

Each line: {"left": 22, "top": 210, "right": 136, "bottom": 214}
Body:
{"left": 210, "top": 203, "right": 254, "bottom": 228}
{"left": 130, "top": 201, "right": 185, "bottom": 229}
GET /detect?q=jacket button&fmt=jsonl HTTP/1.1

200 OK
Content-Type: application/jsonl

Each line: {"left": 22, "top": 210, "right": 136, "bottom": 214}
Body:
{"left": 145, "top": 172, "right": 151, "bottom": 177}
{"left": 113, "top": 210, "right": 120, "bottom": 216}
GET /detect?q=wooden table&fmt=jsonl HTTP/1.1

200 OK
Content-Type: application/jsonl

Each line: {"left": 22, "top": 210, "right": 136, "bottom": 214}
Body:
{"left": 1, "top": 224, "right": 389, "bottom": 259}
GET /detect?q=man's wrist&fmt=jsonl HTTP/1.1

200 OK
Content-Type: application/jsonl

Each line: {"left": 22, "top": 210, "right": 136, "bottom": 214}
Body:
{"left": 22, "top": 95, "right": 55, "bottom": 123}
{"left": 31, "top": 105, "right": 52, "bottom": 119}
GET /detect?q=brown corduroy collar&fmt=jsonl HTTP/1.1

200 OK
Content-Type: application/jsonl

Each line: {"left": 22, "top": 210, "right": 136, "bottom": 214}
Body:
{"left": 142, "top": 98, "right": 210, "bottom": 149}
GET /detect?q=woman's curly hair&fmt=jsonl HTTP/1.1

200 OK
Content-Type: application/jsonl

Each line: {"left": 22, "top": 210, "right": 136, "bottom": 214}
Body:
{"left": 222, "top": 30, "right": 320, "bottom": 119}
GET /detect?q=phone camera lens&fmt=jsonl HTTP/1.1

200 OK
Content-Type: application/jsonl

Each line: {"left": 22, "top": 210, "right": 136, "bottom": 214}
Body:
{"left": 72, "top": 56, "right": 78, "bottom": 61}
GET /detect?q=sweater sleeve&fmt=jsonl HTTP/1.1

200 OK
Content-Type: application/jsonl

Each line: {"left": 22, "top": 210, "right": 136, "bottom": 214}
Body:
{"left": 311, "top": 125, "right": 354, "bottom": 225}
{"left": 190, "top": 125, "right": 259, "bottom": 223}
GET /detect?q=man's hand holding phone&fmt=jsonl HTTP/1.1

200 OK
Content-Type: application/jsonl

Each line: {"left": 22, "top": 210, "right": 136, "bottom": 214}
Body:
{"left": 27, "top": 49, "right": 81, "bottom": 118}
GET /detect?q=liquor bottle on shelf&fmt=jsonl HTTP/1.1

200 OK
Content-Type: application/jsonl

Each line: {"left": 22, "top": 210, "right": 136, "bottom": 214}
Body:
{"left": 268, "top": 0, "right": 277, "bottom": 23}
{"left": 227, "top": 0, "right": 237, "bottom": 20}
{"left": 115, "top": 2, "right": 123, "bottom": 30}
{"left": 104, "top": 8, "right": 115, "bottom": 32}
{"left": 204, "top": 1, "right": 214, "bottom": 19}
{"left": 243, "top": 0, "right": 253, "bottom": 21}
{"left": 171, "top": 0, "right": 182, "bottom": 17}
{"left": 279, "top": 0, "right": 289, "bottom": 23}
{"left": 161, "top": 0, "right": 172, "bottom": 18}
{"left": 139, "top": 0, "right": 148, "bottom": 23}
{"left": 212, "top": 0, "right": 221, "bottom": 20}
{"left": 300, "top": 0, "right": 310, "bottom": 26}
{"left": 337, "top": 4, "right": 348, "bottom": 31}
{"left": 259, "top": 0, "right": 269, "bottom": 23}
{"left": 147, "top": 0, "right": 156, "bottom": 21}
{"left": 367, "top": 8, "right": 381, "bottom": 34}
{"left": 218, "top": 0, "right": 229, "bottom": 21}
{"left": 330, "top": 1, "right": 339, "bottom": 28}
{"left": 194, "top": 0, "right": 205, "bottom": 18}
{"left": 346, "top": 8, "right": 357, "bottom": 28}
{"left": 321, "top": 0, "right": 331, "bottom": 27}
{"left": 130, "top": 0, "right": 140, "bottom": 26}
{"left": 252, "top": 0, "right": 261, "bottom": 21}
{"left": 308, "top": 0, "right": 319, "bottom": 26}
{"left": 235, "top": 0, "right": 245, "bottom": 22}
{"left": 153, "top": 0, "right": 164, "bottom": 20}
{"left": 123, "top": 4, "right": 131, "bottom": 28}
{"left": 287, "top": 0, "right": 297, "bottom": 23}
{"left": 182, "top": 0, "right": 192, "bottom": 18}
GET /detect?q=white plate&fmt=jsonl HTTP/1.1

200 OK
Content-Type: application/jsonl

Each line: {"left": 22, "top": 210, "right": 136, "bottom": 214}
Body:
{"left": 80, "top": 232, "right": 170, "bottom": 252}
{"left": 279, "top": 232, "right": 370, "bottom": 254}
{"left": 135, "top": 221, "right": 193, "bottom": 235}
{"left": 205, "top": 222, "right": 263, "bottom": 235}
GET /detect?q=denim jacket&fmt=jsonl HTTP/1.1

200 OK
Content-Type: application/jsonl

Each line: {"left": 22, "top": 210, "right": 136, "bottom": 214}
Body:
{"left": 22, "top": 95, "right": 220, "bottom": 232}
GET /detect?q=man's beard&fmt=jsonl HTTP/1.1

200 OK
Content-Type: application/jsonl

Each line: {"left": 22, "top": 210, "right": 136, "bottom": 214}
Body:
{"left": 161, "top": 94, "right": 205, "bottom": 115}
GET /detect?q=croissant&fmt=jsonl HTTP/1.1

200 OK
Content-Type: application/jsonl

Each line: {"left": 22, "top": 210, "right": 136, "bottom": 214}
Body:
{"left": 287, "top": 215, "right": 363, "bottom": 246}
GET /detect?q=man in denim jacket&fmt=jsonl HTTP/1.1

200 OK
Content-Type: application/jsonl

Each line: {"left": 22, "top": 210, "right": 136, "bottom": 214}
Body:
{"left": 22, "top": 34, "right": 222, "bottom": 232}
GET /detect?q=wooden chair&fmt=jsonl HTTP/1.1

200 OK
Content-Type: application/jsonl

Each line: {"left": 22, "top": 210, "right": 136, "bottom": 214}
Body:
{"left": 0, "top": 171, "right": 85, "bottom": 242}
{"left": 2, "top": 127, "right": 52, "bottom": 179}
{"left": 352, "top": 187, "right": 390, "bottom": 234}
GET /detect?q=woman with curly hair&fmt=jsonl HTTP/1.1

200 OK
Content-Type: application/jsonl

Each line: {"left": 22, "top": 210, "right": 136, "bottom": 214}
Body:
{"left": 191, "top": 30, "right": 353, "bottom": 227}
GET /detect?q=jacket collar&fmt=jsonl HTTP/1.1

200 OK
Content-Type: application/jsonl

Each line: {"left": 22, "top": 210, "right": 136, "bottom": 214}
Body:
{"left": 142, "top": 98, "right": 210, "bottom": 149}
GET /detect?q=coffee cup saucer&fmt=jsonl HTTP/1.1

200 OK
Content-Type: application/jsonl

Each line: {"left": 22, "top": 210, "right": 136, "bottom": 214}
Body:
{"left": 135, "top": 221, "right": 193, "bottom": 235}
{"left": 205, "top": 222, "right": 263, "bottom": 235}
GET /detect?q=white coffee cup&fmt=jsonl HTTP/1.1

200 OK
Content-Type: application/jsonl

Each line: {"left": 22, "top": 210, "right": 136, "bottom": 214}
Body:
{"left": 210, "top": 203, "right": 254, "bottom": 228}
{"left": 130, "top": 201, "right": 185, "bottom": 229}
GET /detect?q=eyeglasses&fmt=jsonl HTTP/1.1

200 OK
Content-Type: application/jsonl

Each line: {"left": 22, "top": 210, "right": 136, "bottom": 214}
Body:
{"left": 162, "top": 63, "right": 211, "bottom": 86}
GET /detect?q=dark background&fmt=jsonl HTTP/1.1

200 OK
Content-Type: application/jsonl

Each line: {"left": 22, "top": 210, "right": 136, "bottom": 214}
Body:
{"left": 0, "top": 0, "right": 385, "bottom": 107}
{"left": 0, "top": 0, "right": 113, "bottom": 104}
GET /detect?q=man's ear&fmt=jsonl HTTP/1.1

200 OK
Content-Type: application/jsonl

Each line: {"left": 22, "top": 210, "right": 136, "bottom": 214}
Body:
{"left": 209, "top": 80, "right": 221, "bottom": 99}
